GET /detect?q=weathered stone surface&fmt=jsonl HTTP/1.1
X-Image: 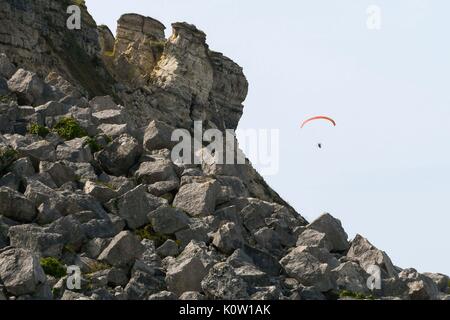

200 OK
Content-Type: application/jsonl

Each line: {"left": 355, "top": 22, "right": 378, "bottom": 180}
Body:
{"left": 83, "top": 180, "right": 117, "bottom": 204}
{"left": 179, "top": 291, "right": 206, "bottom": 300}
{"left": 173, "top": 179, "right": 219, "bottom": 217}
{"left": 89, "top": 96, "right": 119, "bottom": 112}
{"left": 96, "top": 134, "right": 141, "bottom": 176}
{"left": 306, "top": 213, "right": 349, "bottom": 252}
{"left": 7, "top": 69, "right": 44, "bottom": 105}
{"left": 201, "top": 262, "right": 249, "bottom": 300}
{"left": 113, "top": 185, "right": 165, "bottom": 230}
{"left": 143, "top": 120, "right": 176, "bottom": 152}
{"left": 0, "top": 186, "right": 36, "bottom": 222}
{"left": 156, "top": 239, "right": 179, "bottom": 258}
{"left": 135, "top": 159, "right": 178, "bottom": 185}
{"left": 280, "top": 246, "right": 335, "bottom": 292}
{"left": 165, "top": 240, "right": 214, "bottom": 296}
{"left": 0, "top": 53, "right": 16, "bottom": 79}
{"left": 0, "top": 248, "right": 46, "bottom": 296}
{"left": 9, "top": 224, "right": 64, "bottom": 257}
{"left": 98, "top": 231, "right": 144, "bottom": 267}
{"left": 148, "top": 206, "right": 190, "bottom": 235}
{"left": 212, "top": 222, "right": 244, "bottom": 254}
{"left": 423, "top": 273, "right": 449, "bottom": 293}
{"left": 17, "top": 140, "right": 56, "bottom": 164}
{"left": 398, "top": 269, "right": 440, "bottom": 300}
{"left": 332, "top": 262, "right": 370, "bottom": 294}
{"left": 347, "top": 234, "right": 397, "bottom": 279}
{"left": 39, "top": 161, "right": 76, "bottom": 187}
{"left": 56, "top": 138, "right": 92, "bottom": 162}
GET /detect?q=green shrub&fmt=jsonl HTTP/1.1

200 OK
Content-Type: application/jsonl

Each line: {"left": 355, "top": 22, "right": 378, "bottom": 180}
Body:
{"left": 53, "top": 117, "right": 88, "bottom": 140}
{"left": 135, "top": 224, "right": 171, "bottom": 247}
{"left": 85, "top": 137, "right": 102, "bottom": 153}
{"left": 40, "top": 257, "right": 67, "bottom": 278}
{"left": 339, "top": 290, "right": 374, "bottom": 300}
{"left": 0, "top": 146, "right": 18, "bottom": 172}
{"left": 28, "top": 123, "right": 50, "bottom": 138}
{"left": 86, "top": 261, "right": 110, "bottom": 273}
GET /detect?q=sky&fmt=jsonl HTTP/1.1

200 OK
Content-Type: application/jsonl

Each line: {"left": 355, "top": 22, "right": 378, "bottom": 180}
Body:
{"left": 86, "top": 0, "right": 450, "bottom": 274}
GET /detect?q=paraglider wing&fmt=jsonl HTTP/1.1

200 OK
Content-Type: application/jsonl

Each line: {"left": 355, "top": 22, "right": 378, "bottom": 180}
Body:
{"left": 301, "top": 116, "right": 336, "bottom": 128}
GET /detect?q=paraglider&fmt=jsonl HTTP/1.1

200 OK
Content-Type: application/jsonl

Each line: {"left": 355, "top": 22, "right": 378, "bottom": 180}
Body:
{"left": 301, "top": 116, "right": 336, "bottom": 149}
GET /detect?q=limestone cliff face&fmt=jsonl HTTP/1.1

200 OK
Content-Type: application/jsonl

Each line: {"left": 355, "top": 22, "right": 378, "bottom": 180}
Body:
{"left": 0, "top": 0, "right": 115, "bottom": 97}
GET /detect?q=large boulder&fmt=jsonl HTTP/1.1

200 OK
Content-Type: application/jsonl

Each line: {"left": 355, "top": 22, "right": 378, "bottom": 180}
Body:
{"left": 165, "top": 241, "right": 215, "bottom": 296}
{"left": 332, "top": 262, "right": 371, "bottom": 294}
{"left": 39, "top": 161, "right": 76, "bottom": 187}
{"left": 148, "top": 206, "right": 191, "bottom": 235}
{"left": 347, "top": 234, "right": 397, "bottom": 279}
{"left": 280, "top": 246, "right": 335, "bottom": 292}
{"left": 0, "top": 248, "right": 46, "bottom": 296}
{"left": 17, "top": 140, "right": 56, "bottom": 164}
{"left": 96, "top": 134, "right": 141, "bottom": 176}
{"left": 98, "top": 231, "right": 144, "bottom": 267}
{"left": 112, "top": 185, "right": 165, "bottom": 230}
{"left": 134, "top": 159, "right": 178, "bottom": 185}
{"left": 7, "top": 69, "right": 44, "bottom": 105}
{"left": 8, "top": 224, "right": 65, "bottom": 257}
{"left": 0, "top": 186, "right": 36, "bottom": 222}
{"left": 212, "top": 222, "right": 244, "bottom": 254}
{"left": 173, "top": 178, "right": 219, "bottom": 217}
{"left": 399, "top": 269, "right": 440, "bottom": 300}
{"left": 201, "top": 262, "right": 249, "bottom": 300}
{"left": 0, "top": 53, "right": 16, "bottom": 79}
{"left": 306, "top": 213, "right": 349, "bottom": 252}
{"left": 143, "top": 120, "right": 177, "bottom": 152}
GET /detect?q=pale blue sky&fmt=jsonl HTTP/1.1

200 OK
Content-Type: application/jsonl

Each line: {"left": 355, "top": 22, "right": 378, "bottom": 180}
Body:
{"left": 86, "top": 0, "right": 450, "bottom": 274}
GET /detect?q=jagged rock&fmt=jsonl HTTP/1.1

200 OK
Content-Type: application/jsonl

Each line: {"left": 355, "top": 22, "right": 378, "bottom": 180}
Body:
{"left": 97, "top": 123, "right": 129, "bottom": 138}
{"left": 296, "top": 229, "right": 331, "bottom": 250}
{"left": 47, "top": 216, "right": 86, "bottom": 250}
{"left": 39, "top": 161, "right": 76, "bottom": 187}
{"left": 92, "top": 109, "right": 126, "bottom": 125}
{"left": 250, "top": 286, "right": 284, "bottom": 300}
{"left": 124, "top": 269, "right": 166, "bottom": 300}
{"left": 0, "top": 248, "right": 46, "bottom": 296}
{"left": 0, "top": 77, "right": 9, "bottom": 96}
{"left": 96, "top": 134, "right": 141, "bottom": 176}
{"left": 56, "top": 138, "right": 92, "bottom": 162}
{"left": 148, "top": 180, "right": 179, "bottom": 197}
{"left": 98, "top": 231, "right": 144, "bottom": 267}
{"left": 135, "top": 159, "right": 178, "bottom": 185}
{"left": 306, "top": 213, "right": 349, "bottom": 252}
{"left": 9, "top": 157, "right": 35, "bottom": 178}
{"left": 332, "top": 262, "right": 371, "bottom": 294}
{"left": 143, "top": 120, "right": 177, "bottom": 152}
{"left": 174, "top": 219, "right": 210, "bottom": 248}
{"left": 165, "top": 240, "right": 214, "bottom": 296}
{"left": 84, "top": 180, "right": 117, "bottom": 204}
{"left": 0, "top": 186, "right": 36, "bottom": 222}
{"left": 35, "top": 101, "right": 68, "bottom": 118}
{"left": 89, "top": 96, "right": 119, "bottom": 112}
{"left": 8, "top": 224, "right": 64, "bottom": 258}
{"left": 112, "top": 184, "right": 165, "bottom": 230}
{"left": 201, "top": 262, "right": 249, "bottom": 300}
{"left": 241, "top": 200, "right": 273, "bottom": 232}
{"left": 398, "top": 269, "right": 439, "bottom": 300}
{"left": 254, "top": 227, "right": 284, "bottom": 257}
{"left": 17, "top": 140, "right": 56, "bottom": 164}
{"left": 148, "top": 206, "right": 190, "bottom": 235}
{"left": 0, "top": 53, "right": 16, "bottom": 79}
{"left": 423, "top": 273, "right": 449, "bottom": 293}
{"left": 156, "top": 240, "right": 179, "bottom": 258}
{"left": 212, "top": 222, "right": 244, "bottom": 254}
{"left": 173, "top": 178, "right": 219, "bottom": 217}
{"left": 7, "top": 69, "right": 44, "bottom": 105}
{"left": 280, "top": 246, "right": 335, "bottom": 292}
{"left": 148, "top": 291, "right": 177, "bottom": 300}
{"left": 347, "top": 234, "right": 397, "bottom": 279}
{"left": 179, "top": 291, "right": 206, "bottom": 300}
{"left": 235, "top": 264, "right": 271, "bottom": 288}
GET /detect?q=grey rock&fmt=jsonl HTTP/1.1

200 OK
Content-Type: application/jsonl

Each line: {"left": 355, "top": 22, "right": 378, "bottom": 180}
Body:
{"left": 250, "top": 286, "right": 284, "bottom": 300}
{"left": 98, "top": 231, "right": 144, "bottom": 267}
{"left": 97, "top": 123, "right": 128, "bottom": 138}
{"left": 89, "top": 96, "right": 120, "bottom": 112}
{"left": 96, "top": 134, "right": 141, "bottom": 176}
{"left": 201, "top": 262, "right": 249, "bottom": 300}
{"left": 7, "top": 69, "right": 44, "bottom": 105}
{"left": 280, "top": 246, "right": 335, "bottom": 292}
{"left": 423, "top": 273, "right": 449, "bottom": 293}
{"left": 347, "top": 234, "right": 397, "bottom": 279}
{"left": 39, "top": 161, "right": 76, "bottom": 187}
{"left": 332, "top": 262, "right": 370, "bottom": 294}
{"left": 92, "top": 109, "right": 125, "bottom": 125}
{"left": 83, "top": 180, "right": 117, "bottom": 204}
{"left": 212, "top": 222, "right": 244, "bottom": 254}
{"left": 156, "top": 239, "right": 179, "bottom": 257}
{"left": 174, "top": 219, "right": 210, "bottom": 248}
{"left": 179, "top": 291, "right": 206, "bottom": 300}
{"left": 173, "top": 179, "right": 219, "bottom": 217}
{"left": 148, "top": 206, "right": 191, "bottom": 235}
{"left": 148, "top": 291, "right": 177, "bottom": 300}
{"left": 296, "top": 229, "right": 332, "bottom": 250}
{"left": 147, "top": 180, "right": 179, "bottom": 197}
{"left": 398, "top": 268, "right": 440, "bottom": 300}
{"left": 0, "top": 248, "right": 46, "bottom": 296}
{"left": 0, "top": 53, "right": 16, "bottom": 79}
{"left": 0, "top": 186, "right": 36, "bottom": 222}
{"left": 143, "top": 120, "right": 177, "bottom": 152}
{"left": 17, "top": 140, "right": 56, "bottom": 164}
{"left": 113, "top": 185, "right": 166, "bottom": 230}
{"left": 135, "top": 159, "right": 178, "bottom": 185}
{"left": 8, "top": 224, "right": 64, "bottom": 257}
{"left": 56, "top": 138, "right": 92, "bottom": 162}
{"left": 306, "top": 213, "right": 349, "bottom": 252}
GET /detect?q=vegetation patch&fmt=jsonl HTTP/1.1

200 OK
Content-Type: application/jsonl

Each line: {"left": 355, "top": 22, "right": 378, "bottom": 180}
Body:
{"left": 28, "top": 123, "right": 50, "bottom": 138}
{"left": 86, "top": 261, "right": 110, "bottom": 273}
{"left": 85, "top": 137, "right": 103, "bottom": 153}
{"left": 53, "top": 117, "right": 88, "bottom": 140}
{"left": 339, "top": 290, "right": 375, "bottom": 300}
{"left": 0, "top": 146, "right": 18, "bottom": 172}
{"left": 135, "top": 224, "right": 172, "bottom": 247}
{"left": 40, "top": 257, "right": 67, "bottom": 279}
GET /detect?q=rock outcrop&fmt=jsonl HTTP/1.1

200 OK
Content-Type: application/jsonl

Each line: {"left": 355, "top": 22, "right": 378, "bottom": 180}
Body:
{"left": 0, "top": 0, "right": 447, "bottom": 301}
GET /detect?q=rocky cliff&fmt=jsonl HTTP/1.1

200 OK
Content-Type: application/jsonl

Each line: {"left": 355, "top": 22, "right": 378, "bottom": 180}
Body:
{"left": 0, "top": 0, "right": 448, "bottom": 300}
